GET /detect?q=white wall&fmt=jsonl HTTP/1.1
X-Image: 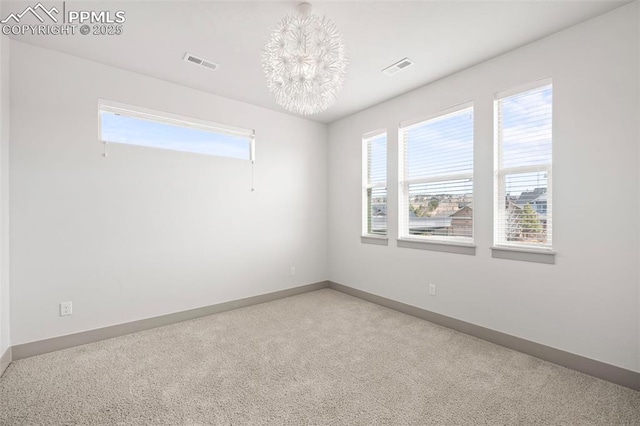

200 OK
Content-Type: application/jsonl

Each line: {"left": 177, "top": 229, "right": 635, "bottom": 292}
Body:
{"left": 328, "top": 3, "right": 639, "bottom": 372}
{"left": 0, "top": 29, "right": 10, "bottom": 357}
{"left": 9, "top": 41, "right": 328, "bottom": 345}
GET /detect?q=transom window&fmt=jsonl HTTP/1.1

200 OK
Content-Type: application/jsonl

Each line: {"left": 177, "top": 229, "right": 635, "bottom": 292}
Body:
{"left": 99, "top": 100, "right": 254, "bottom": 161}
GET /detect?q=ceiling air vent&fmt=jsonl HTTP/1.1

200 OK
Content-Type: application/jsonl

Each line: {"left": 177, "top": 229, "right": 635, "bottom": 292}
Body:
{"left": 183, "top": 53, "right": 218, "bottom": 71}
{"left": 382, "top": 57, "right": 414, "bottom": 76}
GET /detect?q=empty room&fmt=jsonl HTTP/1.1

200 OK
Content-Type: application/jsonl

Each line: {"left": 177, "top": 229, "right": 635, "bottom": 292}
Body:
{"left": 0, "top": 0, "right": 639, "bottom": 424}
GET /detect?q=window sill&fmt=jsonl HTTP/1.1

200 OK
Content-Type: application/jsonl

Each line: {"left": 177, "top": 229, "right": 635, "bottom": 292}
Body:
{"left": 491, "top": 246, "right": 555, "bottom": 264}
{"left": 361, "top": 235, "right": 389, "bottom": 246}
{"left": 397, "top": 238, "right": 476, "bottom": 255}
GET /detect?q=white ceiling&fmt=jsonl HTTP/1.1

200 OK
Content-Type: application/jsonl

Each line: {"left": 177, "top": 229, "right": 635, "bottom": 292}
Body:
{"left": 4, "top": 0, "right": 629, "bottom": 123}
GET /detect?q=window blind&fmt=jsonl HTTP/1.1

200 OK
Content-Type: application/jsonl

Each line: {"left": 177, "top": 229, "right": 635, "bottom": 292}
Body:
{"left": 494, "top": 81, "right": 552, "bottom": 248}
{"left": 399, "top": 105, "right": 474, "bottom": 242}
{"left": 363, "top": 132, "right": 387, "bottom": 235}
{"left": 99, "top": 100, "right": 254, "bottom": 161}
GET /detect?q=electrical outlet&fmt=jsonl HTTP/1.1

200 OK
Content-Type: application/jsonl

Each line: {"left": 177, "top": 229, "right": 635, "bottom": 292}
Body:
{"left": 290, "top": 266, "right": 296, "bottom": 276}
{"left": 60, "top": 301, "right": 72, "bottom": 316}
{"left": 428, "top": 284, "right": 437, "bottom": 296}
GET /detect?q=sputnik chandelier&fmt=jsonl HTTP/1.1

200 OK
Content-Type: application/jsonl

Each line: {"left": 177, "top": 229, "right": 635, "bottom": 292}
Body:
{"left": 262, "top": 2, "right": 348, "bottom": 116}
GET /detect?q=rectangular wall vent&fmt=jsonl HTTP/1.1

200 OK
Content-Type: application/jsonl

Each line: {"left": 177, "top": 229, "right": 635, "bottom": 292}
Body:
{"left": 187, "top": 55, "right": 202, "bottom": 65}
{"left": 183, "top": 53, "right": 218, "bottom": 71}
{"left": 382, "top": 58, "right": 414, "bottom": 76}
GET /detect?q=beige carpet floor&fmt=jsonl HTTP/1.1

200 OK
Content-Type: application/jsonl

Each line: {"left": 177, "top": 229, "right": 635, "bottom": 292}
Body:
{"left": 0, "top": 288, "right": 639, "bottom": 425}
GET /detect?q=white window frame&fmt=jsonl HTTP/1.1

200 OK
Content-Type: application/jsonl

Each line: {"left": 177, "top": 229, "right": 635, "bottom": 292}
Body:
{"left": 362, "top": 129, "right": 388, "bottom": 243}
{"left": 98, "top": 99, "right": 255, "bottom": 161}
{"left": 492, "top": 78, "right": 554, "bottom": 263}
{"left": 398, "top": 103, "right": 475, "bottom": 254}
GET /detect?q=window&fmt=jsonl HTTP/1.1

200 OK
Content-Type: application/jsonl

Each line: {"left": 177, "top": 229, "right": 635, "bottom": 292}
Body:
{"left": 399, "top": 104, "right": 474, "bottom": 245}
{"left": 362, "top": 131, "right": 387, "bottom": 237}
{"left": 494, "top": 80, "right": 552, "bottom": 250}
{"left": 99, "top": 100, "right": 254, "bottom": 161}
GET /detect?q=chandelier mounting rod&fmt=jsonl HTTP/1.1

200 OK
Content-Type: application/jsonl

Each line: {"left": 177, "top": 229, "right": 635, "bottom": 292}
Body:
{"left": 298, "top": 2, "right": 312, "bottom": 17}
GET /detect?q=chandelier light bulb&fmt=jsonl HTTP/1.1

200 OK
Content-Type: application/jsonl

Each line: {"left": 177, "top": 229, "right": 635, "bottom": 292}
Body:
{"left": 262, "top": 2, "right": 348, "bottom": 116}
